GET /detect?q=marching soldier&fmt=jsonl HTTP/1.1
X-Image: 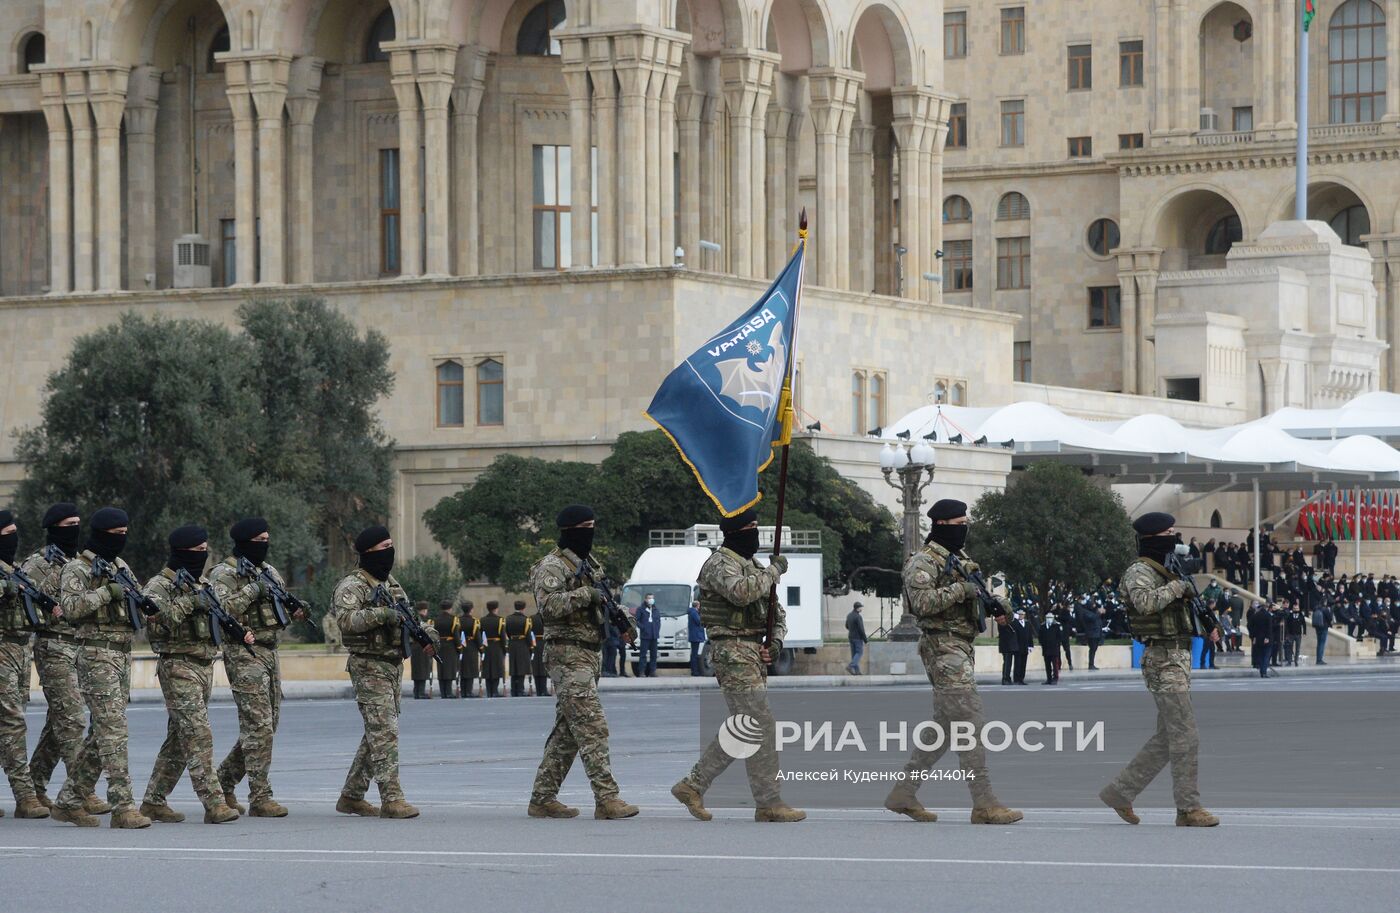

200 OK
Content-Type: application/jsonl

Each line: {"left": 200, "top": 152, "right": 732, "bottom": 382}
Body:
{"left": 210, "top": 517, "right": 303, "bottom": 817}
{"left": 883, "top": 499, "right": 1023, "bottom": 825}
{"left": 26, "top": 503, "right": 108, "bottom": 815}
{"left": 481, "top": 601, "right": 506, "bottom": 697}
{"left": 527, "top": 505, "right": 638, "bottom": 820}
{"left": 435, "top": 600, "right": 460, "bottom": 698}
{"left": 531, "top": 612, "right": 550, "bottom": 697}
{"left": 332, "top": 525, "right": 436, "bottom": 819}
{"left": 52, "top": 507, "right": 152, "bottom": 828}
{"left": 458, "top": 600, "right": 481, "bottom": 698}
{"left": 1100, "top": 512, "right": 1220, "bottom": 827}
{"left": 671, "top": 510, "right": 804, "bottom": 823}
{"left": 139, "top": 525, "right": 249, "bottom": 825}
{"left": 506, "top": 600, "right": 532, "bottom": 696}
{"left": 0, "top": 511, "right": 48, "bottom": 818}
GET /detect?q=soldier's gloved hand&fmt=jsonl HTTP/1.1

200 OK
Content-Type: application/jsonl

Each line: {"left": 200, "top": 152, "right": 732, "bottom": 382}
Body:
{"left": 1171, "top": 580, "right": 1192, "bottom": 598}
{"left": 377, "top": 605, "right": 399, "bottom": 625}
{"left": 106, "top": 582, "right": 126, "bottom": 603}
{"left": 960, "top": 581, "right": 981, "bottom": 601}
{"left": 571, "top": 586, "right": 597, "bottom": 606}
{"left": 242, "top": 581, "right": 263, "bottom": 601}
{"left": 768, "top": 554, "right": 789, "bottom": 576}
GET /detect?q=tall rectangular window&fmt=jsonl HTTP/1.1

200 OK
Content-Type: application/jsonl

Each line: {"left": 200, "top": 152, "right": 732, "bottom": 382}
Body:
{"left": 1068, "top": 136, "right": 1093, "bottom": 157}
{"left": 996, "top": 236, "right": 1031, "bottom": 289}
{"left": 1068, "top": 44, "right": 1092, "bottom": 90}
{"left": 946, "top": 102, "right": 968, "bottom": 149}
{"left": 851, "top": 371, "right": 866, "bottom": 434}
{"left": 1000, "top": 7, "right": 1025, "bottom": 55}
{"left": 869, "top": 373, "right": 886, "bottom": 428}
{"left": 1000, "top": 99, "right": 1025, "bottom": 147}
{"left": 944, "top": 10, "right": 967, "bottom": 58}
{"left": 1232, "top": 106, "right": 1254, "bottom": 132}
{"left": 1088, "top": 286, "right": 1122, "bottom": 328}
{"left": 379, "top": 148, "right": 400, "bottom": 275}
{"left": 1119, "top": 132, "right": 1144, "bottom": 149}
{"left": 1014, "top": 341, "right": 1032, "bottom": 382}
{"left": 1119, "top": 40, "right": 1144, "bottom": 86}
{"left": 533, "top": 145, "right": 598, "bottom": 270}
{"left": 220, "top": 219, "right": 236, "bottom": 286}
{"left": 944, "top": 239, "right": 973, "bottom": 290}
{"left": 436, "top": 360, "right": 465, "bottom": 427}
{"left": 476, "top": 358, "right": 504, "bottom": 426}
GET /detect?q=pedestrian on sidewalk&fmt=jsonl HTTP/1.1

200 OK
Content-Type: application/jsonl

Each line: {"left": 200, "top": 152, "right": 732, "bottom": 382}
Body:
{"left": 845, "top": 603, "right": 868, "bottom": 675}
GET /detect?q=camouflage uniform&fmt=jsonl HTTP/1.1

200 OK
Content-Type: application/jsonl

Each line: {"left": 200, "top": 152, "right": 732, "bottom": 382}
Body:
{"left": 0, "top": 559, "right": 40, "bottom": 804}
{"left": 895, "top": 540, "right": 1007, "bottom": 810}
{"left": 528, "top": 548, "right": 633, "bottom": 805}
{"left": 54, "top": 551, "right": 140, "bottom": 814}
{"left": 209, "top": 557, "right": 288, "bottom": 804}
{"left": 332, "top": 570, "right": 433, "bottom": 804}
{"left": 23, "top": 548, "right": 95, "bottom": 798}
{"left": 1103, "top": 559, "right": 1202, "bottom": 810}
{"left": 680, "top": 548, "right": 788, "bottom": 806}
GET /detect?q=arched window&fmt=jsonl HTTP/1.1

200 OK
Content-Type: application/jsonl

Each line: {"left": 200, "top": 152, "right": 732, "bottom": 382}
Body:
{"left": 1210, "top": 509, "right": 1223, "bottom": 528}
{"left": 20, "top": 32, "right": 44, "bottom": 73}
{"left": 933, "top": 379, "right": 948, "bottom": 404}
{"left": 476, "top": 359, "right": 505, "bottom": 426}
{"left": 365, "top": 8, "right": 396, "bottom": 63}
{"left": 1329, "top": 204, "right": 1371, "bottom": 247}
{"left": 1087, "top": 218, "right": 1120, "bottom": 256}
{"left": 996, "top": 192, "right": 1030, "bottom": 220}
{"left": 951, "top": 382, "right": 967, "bottom": 406}
{"left": 517, "top": 0, "right": 567, "bottom": 56}
{"left": 1204, "top": 214, "right": 1242, "bottom": 254}
{"left": 1329, "top": 0, "right": 1387, "bottom": 123}
{"left": 207, "top": 26, "right": 229, "bottom": 73}
{"left": 435, "top": 360, "right": 464, "bottom": 427}
{"left": 943, "top": 195, "right": 972, "bottom": 223}
{"left": 851, "top": 371, "right": 866, "bottom": 433}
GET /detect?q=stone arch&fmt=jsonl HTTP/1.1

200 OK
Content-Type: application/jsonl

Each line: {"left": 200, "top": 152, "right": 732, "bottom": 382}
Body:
{"left": 11, "top": 27, "right": 44, "bottom": 75}
{"left": 262, "top": 0, "right": 407, "bottom": 59}
{"left": 98, "top": 0, "right": 238, "bottom": 64}
{"left": 498, "top": 0, "right": 571, "bottom": 56}
{"left": 134, "top": 0, "right": 233, "bottom": 70}
{"left": 676, "top": 0, "right": 748, "bottom": 56}
{"left": 847, "top": 1, "right": 913, "bottom": 91}
{"left": 1269, "top": 178, "right": 1380, "bottom": 242}
{"left": 460, "top": 0, "right": 577, "bottom": 52}
{"left": 762, "top": 0, "right": 833, "bottom": 73}
{"left": 1144, "top": 185, "right": 1249, "bottom": 255}
{"left": 1198, "top": 1, "right": 1255, "bottom": 130}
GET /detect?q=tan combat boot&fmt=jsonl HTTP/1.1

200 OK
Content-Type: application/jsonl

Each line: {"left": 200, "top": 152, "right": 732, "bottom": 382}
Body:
{"left": 204, "top": 803, "right": 240, "bottom": 824}
{"left": 527, "top": 799, "right": 579, "bottom": 819}
{"left": 883, "top": 787, "right": 938, "bottom": 823}
{"left": 1176, "top": 807, "right": 1220, "bottom": 827}
{"left": 223, "top": 791, "right": 247, "bottom": 815}
{"left": 51, "top": 804, "right": 99, "bottom": 827}
{"left": 1098, "top": 786, "right": 1139, "bottom": 825}
{"left": 670, "top": 781, "right": 712, "bottom": 822}
{"left": 380, "top": 800, "right": 420, "bottom": 819}
{"left": 755, "top": 804, "right": 807, "bottom": 823}
{"left": 335, "top": 796, "right": 380, "bottom": 817}
{"left": 140, "top": 802, "right": 186, "bottom": 824}
{"left": 34, "top": 792, "right": 52, "bottom": 810}
{"left": 14, "top": 797, "right": 50, "bottom": 819}
{"left": 83, "top": 794, "right": 113, "bottom": 815}
{"left": 250, "top": 799, "right": 288, "bottom": 818}
{"left": 110, "top": 808, "right": 153, "bottom": 829}
{"left": 594, "top": 797, "right": 640, "bottom": 819}
{"left": 970, "top": 806, "right": 1024, "bottom": 825}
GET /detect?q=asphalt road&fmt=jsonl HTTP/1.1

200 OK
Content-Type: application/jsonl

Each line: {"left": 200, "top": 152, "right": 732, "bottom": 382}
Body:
{"left": 2, "top": 672, "right": 1397, "bottom": 913}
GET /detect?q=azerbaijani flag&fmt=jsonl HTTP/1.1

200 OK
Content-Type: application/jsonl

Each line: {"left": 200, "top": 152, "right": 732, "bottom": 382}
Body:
{"left": 1303, "top": 0, "right": 1316, "bottom": 32}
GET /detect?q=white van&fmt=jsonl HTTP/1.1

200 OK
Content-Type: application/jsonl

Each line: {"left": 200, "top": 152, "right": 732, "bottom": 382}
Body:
{"left": 619, "top": 525, "right": 823, "bottom": 674}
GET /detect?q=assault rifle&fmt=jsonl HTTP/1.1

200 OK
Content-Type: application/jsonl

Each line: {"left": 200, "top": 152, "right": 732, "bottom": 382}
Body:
{"left": 572, "top": 558, "right": 636, "bottom": 645}
{"left": 234, "top": 556, "right": 317, "bottom": 632}
{"left": 0, "top": 564, "right": 57, "bottom": 627}
{"left": 173, "top": 569, "right": 255, "bottom": 655}
{"left": 1163, "top": 550, "right": 1219, "bottom": 638}
{"left": 373, "top": 584, "right": 441, "bottom": 666}
{"left": 91, "top": 555, "right": 157, "bottom": 630}
{"left": 943, "top": 551, "right": 1008, "bottom": 631}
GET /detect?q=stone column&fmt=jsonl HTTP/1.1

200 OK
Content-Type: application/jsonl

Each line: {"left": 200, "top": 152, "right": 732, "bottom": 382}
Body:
{"left": 765, "top": 98, "right": 793, "bottom": 274}
{"left": 643, "top": 53, "right": 662, "bottom": 266}
{"left": 749, "top": 65, "right": 773, "bottom": 272}
{"left": 1386, "top": 0, "right": 1400, "bottom": 124}
{"left": 699, "top": 86, "right": 721, "bottom": 271}
{"left": 872, "top": 120, "right": 894, "bottom": 295}
{"left": 657, "top": 39, "right": 683, "bottom": 267}
{"left": 389, "top": 49, "right": 423, "bottom": 277}
{"left": 810, "top": 68, "right": 860, "bottom": 289}
{"left": 1277, "top": 0, "right": 1298, "bottom": 130}
{"left": 124, "top": 66, "right": 160, "bottom": 290}
{"left": 1368, "top": 236, "right": 1400, "bottom": 387}
{"left": 1117, "top": 258, "right": 1140, "bottom": 394}
{"left": 64, "top": 73, "right": 95, "bottom": 292}
{"left": 614, "top": 34, "right": 653, "bottom": 267}
{"left": 415, "top": 46, "right": 456, "bottom": 277}
{"left": 849, "top": 115, "right": 875, "bottom": 294}
{"left": 588, "top": 41, "right": 618, "bottom": 267}
{"left": 562, "top": 40, "right": 594, "bottom": 269}
{"left": 921, "top": 95, "right": 950, "bottom": 303}
{"left": 1173, "top": 0, "right": 1193, "bottom": 136}
{"left": 39, "top": 74, "right": 71, "bottom": 295}
{"left": 89, "top": 68, "right": 128, "bottom": 292}
{"left": 1152, "top": 0, "right": 1172, "bottom": 135}
{"left": 250, "top": 56, "right": 290, "bottom": 285}
{"left": 1256, "top": 0, "right": 1276, "bottom": 131}
{"left": 721, "top": 50, "right": 777, "bottom": 278}
{"left": 676, "top": 80, "right": 704, "bottom": 268}
{"left": 224, "top": 63, "right": 257, "bottom": 285}
{"left": 891, "top": 88, "right": 932, "bottom": 300}
{"left": 1136, "top": 268, "right": 1160, "bottom": 394}
{"left": 452, "top": 47, "right": 487, "bottom": 276}
{"left": 286, "top": 57, "right": 324, "bottom": 285}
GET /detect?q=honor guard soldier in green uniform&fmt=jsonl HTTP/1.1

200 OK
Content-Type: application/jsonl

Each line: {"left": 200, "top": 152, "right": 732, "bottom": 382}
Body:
{"left": 883, "top": 499, "right": 1023, "bottom": 825}
{"left": 506, "top": 600, "right": 533, "bottom": 696}
{"left": 671, "top": 509, "right": 805, "bottom": 823}
{"left": 139, "top": 525, "right": 250, "bottom": 825}
{"left": 526, "top": 505, "right": 638, "bottom": 820}
{"left": 25, "top": 503, "right": 109, "bottom": 815}
{"left": 0, "top": 511, "right": 48, "bottom": 818}
{"left": 1100, "top": 512, "right": 1220, "bottom": 827}
{"left": 332, "top": 526, "right": 436, "bottom": 820}
{"left": 210, "top": 517, "right": 303, "bottom": 817}
{"left": 52, "top": 507, "right": 152, "bottom": 828}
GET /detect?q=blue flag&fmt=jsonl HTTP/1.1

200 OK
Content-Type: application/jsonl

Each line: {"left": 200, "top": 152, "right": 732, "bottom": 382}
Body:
{"left": 645, "top": 238, "right": 806, "bottom": 517}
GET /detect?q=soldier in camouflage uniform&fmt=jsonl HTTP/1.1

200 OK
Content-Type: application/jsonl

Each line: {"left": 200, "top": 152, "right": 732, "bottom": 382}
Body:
{"left": 332, "top": 525, "right": 436, "bottom": 820}
{"left": 884, "top": 499, "right": 1023, "bottom": 825}
{"left": 211, "top": 517, "right": 302, "bottom": 817}
{"left": 527, "top": 505, "right": 638, "bottom": 820}
{"left": 25, "top": 503, "right": 109, "bottom": 815}
{"left": 52, "top": 507, "right": 153, "bottom": 828}
{"left": 0, "top": 511, "right": 48, "bottom": 818}
{"left": 1100, "top": 512, "right": 1219, "bottom": 827}
{"left": 139, "top": 525, "right": 247, "bottom": 825}
{"left": 671, "top": 509, "right": 804, "bottom": 823}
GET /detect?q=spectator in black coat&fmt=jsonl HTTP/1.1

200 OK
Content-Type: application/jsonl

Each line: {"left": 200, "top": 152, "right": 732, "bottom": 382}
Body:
{"left": 1284, "top": 604, "right": 1306, "bottom": 666}
{"left": 1077, "top": 598, "right": 1105, "bottom": 670}
{"left": 1311, "top": 602, "right": 1332, "bottom": 665}
{"left": 1247, "top": 603, "right": 1274, "bottom": 678}
{"left": 1037, "top": 612, "right": 1064, "bottom": 684}
{"left": 845, "top": 603, "right": 868, "bottom": 675}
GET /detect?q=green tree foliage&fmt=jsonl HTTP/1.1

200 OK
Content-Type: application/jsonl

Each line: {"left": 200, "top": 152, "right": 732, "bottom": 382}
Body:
{"left": 392, "top": 554, "right": 465, "bottom": 609}
{"left": 970, "top": 462, "right": 1135, "bottom": 597}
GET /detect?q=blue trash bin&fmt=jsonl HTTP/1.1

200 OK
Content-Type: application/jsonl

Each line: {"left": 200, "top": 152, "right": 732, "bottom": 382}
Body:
{"left": 1190, "top": 636, "right": 1205, "bottom": 668}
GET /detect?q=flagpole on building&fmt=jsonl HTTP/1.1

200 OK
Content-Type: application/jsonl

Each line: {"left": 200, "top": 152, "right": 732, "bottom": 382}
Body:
{"left": 1295, "top": 0, "right": 1311, "bottom": 220}
{"left": 765, "top": 209, "right": 808, "bottom": 652}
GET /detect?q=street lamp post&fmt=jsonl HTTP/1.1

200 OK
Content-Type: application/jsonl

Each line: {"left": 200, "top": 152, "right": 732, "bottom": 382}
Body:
{"left": 880, "top": 440, "right": 936, "bottom": 639}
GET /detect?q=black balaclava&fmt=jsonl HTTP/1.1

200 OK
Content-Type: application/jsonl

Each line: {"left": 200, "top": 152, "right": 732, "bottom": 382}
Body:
{"left": 556, "top": 505, "right": 596, "bottom": 561}
{"left": 0, "top": 510, "right": 17, "bottom": 566}
{"left": 1138, "top": 535, "right": 1177, "bottom": 565}
{"left": 230, "top": 517, "right": 270, "bottom": 566}
{"left": 719, "top": 509, "right": 760, "bottom": 560}
{"left": 43, "top": 502, "right": 81, "bottom": 557}
{"left": 87, "top": 507, "right": 129, "bottom": 561}
{"left": 927, "top": 524, "right": 969, "bottom": 553}
{"left": 166, "top": 525, "right": 210, "bottom": 577}
{"left": 355, "top": 524, "right": 395, "bottom": 581}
